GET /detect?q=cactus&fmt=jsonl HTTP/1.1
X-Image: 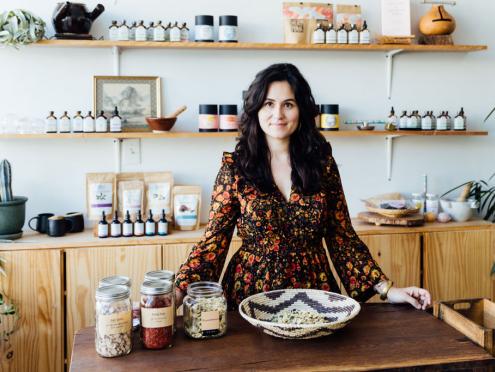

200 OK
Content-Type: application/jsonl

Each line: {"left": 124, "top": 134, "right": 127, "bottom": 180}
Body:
{"left": 0, "top": 159, "right": 13, "bottom": 202}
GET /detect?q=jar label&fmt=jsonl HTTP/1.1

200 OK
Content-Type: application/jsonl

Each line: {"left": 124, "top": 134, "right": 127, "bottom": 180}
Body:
{"left": 195, "top": 25, "right": 213, "bottom": 41}
{"left": 219, "top": 115, "right": 239, "bottom": 130}
{"left": 98, "top": 311, "right": 131, "bottom": 336}
{"left": 98, "top": 224, "right": 108, "bottom": 237}
{"left": 200, "top": 310, "right": 219, "bottom": 331}
{"left": 123, "top": 223, "right": 133, "bottom": 236}
{"left": 326, "top": 30, "right": 337, "bottom": 44}
{"left": 141, "top": 307, "right": 173, "bottom": 328}
{"left": 219, "top": 26, "right": 237, "bottom": 41}
{"left": 90, "top": 183, "right": 113, "bottom": 215}
{"left": 199, "top": 114, "right": 219, "bottom": 130}
{"left": 321, "top": 114, "right": 339, "bottom": 129}
{"left": 96, "top": 117, "right": 107, "bottom": 132}
{"left": 111, "top": 223, "right": 121, "bottom": 236}
{"left": 134, "top": 223, "right": 144, "bottom": 235}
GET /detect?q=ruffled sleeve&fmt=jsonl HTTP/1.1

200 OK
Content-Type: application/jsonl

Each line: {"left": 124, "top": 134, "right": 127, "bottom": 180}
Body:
{"left": 323, "top": 152, "right": 388, "bottom": 302}
{"left": 175, "top": 152, "right": 240, "bottom": 292}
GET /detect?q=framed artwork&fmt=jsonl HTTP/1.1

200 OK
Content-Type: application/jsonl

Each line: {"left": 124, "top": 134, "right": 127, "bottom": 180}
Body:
{"left": 93, "top": 76, "right": 161, "bottom": 131}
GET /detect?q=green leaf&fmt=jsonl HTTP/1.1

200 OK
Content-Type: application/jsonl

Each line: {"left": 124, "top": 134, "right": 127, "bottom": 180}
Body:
{"left": 441, "top": 181, "right": 473, "bottom": 198}
{"left": 484, "top": 106, "right": 495, "bottom": 123}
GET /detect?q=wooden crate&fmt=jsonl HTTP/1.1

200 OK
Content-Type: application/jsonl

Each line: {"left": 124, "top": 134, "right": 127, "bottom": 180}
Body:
{"left": 434, "top": 298, "right": 495, "bottom": 355}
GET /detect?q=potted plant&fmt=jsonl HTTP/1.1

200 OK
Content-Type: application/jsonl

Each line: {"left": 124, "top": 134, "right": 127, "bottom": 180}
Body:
{"left": 0, "top": 257, "right": 18, "bottom": 363}
{"left": 0, "top": 9, "right": 45, "bottom": 48}
{"left": 0, "top": 160, "right": 28, "bottom": 240}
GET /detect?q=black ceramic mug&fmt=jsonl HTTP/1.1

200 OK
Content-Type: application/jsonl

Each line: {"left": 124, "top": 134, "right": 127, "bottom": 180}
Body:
{"left": 47, "top": 216, "right": 73, "bottom": 237}
{"left": 64, "top": 212, "right": 85, "bottom": 233}
{"left": 28, "top": 213, "right": 55, "bottom": 234}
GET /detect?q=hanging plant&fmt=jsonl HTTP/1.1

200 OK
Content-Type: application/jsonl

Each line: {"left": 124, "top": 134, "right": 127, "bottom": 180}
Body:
{"left": 0, "top": 9, "right": 45, "bottom": 47}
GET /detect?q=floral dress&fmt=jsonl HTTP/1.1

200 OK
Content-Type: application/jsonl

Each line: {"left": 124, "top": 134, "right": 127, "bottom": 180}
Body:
{"left": 175, "top": 150, "right": 387, "bottom": 310}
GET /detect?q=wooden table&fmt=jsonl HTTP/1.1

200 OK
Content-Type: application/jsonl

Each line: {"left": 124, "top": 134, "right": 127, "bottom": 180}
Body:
{"left": 70, "top": 304, "right": 495, "bottom": 371}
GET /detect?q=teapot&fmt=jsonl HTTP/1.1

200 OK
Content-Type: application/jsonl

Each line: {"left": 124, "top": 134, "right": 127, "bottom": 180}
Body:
{"left": 53, "top": 2, "right": 105, "bottom": 38}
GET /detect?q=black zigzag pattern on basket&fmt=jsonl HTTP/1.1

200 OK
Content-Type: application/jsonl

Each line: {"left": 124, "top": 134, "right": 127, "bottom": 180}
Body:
{"left": 265, "top": 327, "right": 334, "bottom": 339}
{"left": 265, "top": 290, "right": 285, "bottom": 300}
{"left": 246, "top": 292, "right": 356, "bottom": 318}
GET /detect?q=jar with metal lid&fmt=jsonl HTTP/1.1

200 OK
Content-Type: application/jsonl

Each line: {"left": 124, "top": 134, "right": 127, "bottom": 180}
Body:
{"left": 99, "top": 275, "right": 131, "bottom": 289}
{"left": 144, "top": 270, "right": 176, "bottom": 333}
{"left": 95, "top": 285, "right": 132, "bottom": 357}
{"left": 411, "top": 192, "right": 425, "bottom": 214}
{"left": 195, "top": 15, "right": 214, "bottom": 42}
{"left": 219, "top": 15, "right": 238, "bottom": 42}
{"left": 426, "top": 193, "right": 439, "bottom": 216}
{"left": 140, "top": 280, "right": 174, "bottom": 349}
{"left": 183, "top": 281, "right": 227, "bottom": 339}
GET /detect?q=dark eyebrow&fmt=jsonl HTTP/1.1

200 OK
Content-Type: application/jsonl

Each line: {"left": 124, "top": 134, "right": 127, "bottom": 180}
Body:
{"left": 264, "top": 98, "right": 296, "bottom": 103}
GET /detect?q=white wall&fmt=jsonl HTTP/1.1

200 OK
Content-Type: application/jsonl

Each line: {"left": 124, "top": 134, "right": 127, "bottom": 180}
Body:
{"left": 0, "top": 0, "right": 494, "bottom": 226}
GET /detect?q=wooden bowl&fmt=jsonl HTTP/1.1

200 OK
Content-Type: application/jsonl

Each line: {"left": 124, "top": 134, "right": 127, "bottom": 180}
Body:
{"left": 145, "top": 117, "right": 177, "bottom": 132}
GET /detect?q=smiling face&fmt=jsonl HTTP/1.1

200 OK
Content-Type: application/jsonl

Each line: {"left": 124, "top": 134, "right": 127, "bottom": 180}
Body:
{"left": 258, "top": 81, "right": 300, "bottom": 142}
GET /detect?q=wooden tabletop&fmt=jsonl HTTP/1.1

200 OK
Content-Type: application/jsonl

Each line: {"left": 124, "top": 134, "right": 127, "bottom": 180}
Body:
{"left": 70, "top": 304, "right": 494, "bottom": 371}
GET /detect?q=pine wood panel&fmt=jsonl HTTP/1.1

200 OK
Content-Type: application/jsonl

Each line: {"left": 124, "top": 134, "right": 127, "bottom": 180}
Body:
{"left": 34, "top": 39, "right": 487, "bottom": 52}
{"left": 0, "top": 249, "right": 63, "bottom": 372}
{"left": 65, "top": 245, "right": 161, "bottom": 367}
{"left": 0, "top": 130, "right": 488, "bottom": 140}
{"left": 424, "top": 230, "right": 494, "bottom": 302}
{"left": 359, "top": 233, "right": 421, "bottom": 303}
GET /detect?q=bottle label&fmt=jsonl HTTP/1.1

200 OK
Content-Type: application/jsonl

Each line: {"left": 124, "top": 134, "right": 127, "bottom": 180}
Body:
{"left": 145, "top": 221, "right": 156, "bottom": 235}
{"left": 141, "top": 307, "right": 173, "bottom": 328}
{"left": 134, "top": 223, "right": 144, "bottom": 235}
{"left": 111, "top": 224, "right": 121, "bottom": 237}
{"left": 83, "top": 118, "right": 95, "bottom": 132}
{"left": 174, "top": 195, "right": 198, "bottom": 227}
{"left": 320, "top": 114, "right": 339, "bottom": 129}
{"left": 200, "top": 311, "right": 219, "bottom": 331}
{"left": 96, "top": 117, "right": 108, "bottom": 132}
{"left": 118, "top": 27, "right": 129, "bottom": 41}
{"left": 359, "top": 30, "right": 370, "bottom": 44}
{"left": 219, "top": 115, "right": 239, "bottom": 130}
{"left": 59, "top": 118, "right": 71, "bottom": 132}
{"left": 148, "top": 182, "right": 171, "bottom": 216}
{"left": 199, "top": 114, "right": 219, "bottom": 130}
{"left": 109, "top": 28, "right": 119, "bottom": 41}
{"left": 219, "top": 26, "right": 237, "bottom": 41}
{"left": 312, "top": 29, "right": 325, "bottom": 44}
{"left": 154, "top": 28, "right": 165, "bottom": 41}
{"left": 90, "top": 183, "right": 113, "bottom": 215}
{"left": 98, "top": 224, "right": 109, "bottom": 237}
{"left": 170, "top": 28, "right": 181, "bottom": 42}
{"left": 325, "top": 30, "right": 337, "bottom": 44}
{"left": 110, "top": 117, "right": 122, "bottom": 132}
{"left": 73, "top": 117, "right": 84, "bottom": 132}
{"left": 437, "top": 117, "right": 448, "bottom": 130}
{"left": 98, "top": 311, "right": 131, "bottom": 336}
{"left": 348, "top": 30, "right": 359, "bottom": 44}
{"left": 135, "top": 28, "right": 147, "bottom": 41}
{"left": 337, "top": 30, "right": 347, "bottom": 44}
{"left": 129, "top": 29, "right": 136, "bottom": 40}
{"left": 421, "top": 117, "right": 432, "bottom": 130}
{"left": 45, "top": 117, "right": 58, "bottom": 133}
{"left": 158, "top": 221, "right": 168, "bottom": 235}
{"left": 123, "top": 223, "right": 133, "bottom": 236}
{"left": 195, "top": 25, "right": 213, "bottom": 41}
{"left": 454, "top": 117, "right": 465, "bottom": 130}
{"left": 180, "top": 28, "right": 189, "bottom": 42}
{"left": 399, "top": 117, "right": 408, "bottom": 129}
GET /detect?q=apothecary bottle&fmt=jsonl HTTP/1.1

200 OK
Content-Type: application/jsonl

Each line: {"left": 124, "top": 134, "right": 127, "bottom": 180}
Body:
{"left": 140, "top": 280, "right": 174, "bottom": 349}
{"left": 95, "top": 285, "right": 132, "bottom": 358}
{"left": 45, "top": 111, "right": 58, "bottom": 133}
{"left": 426, "top": 193, "right": 440, "bottom": 217}
{"left": 359, "top": 20, "right": 370, "bottom": 44}
{"left": 325, "top": 23, "right": 337, "bottom": 44}
{"left": 59, "top": 111, "right": 71, "bottom": 133}
{"left": 183, "top": 281, "right": 227, "bottom": 339}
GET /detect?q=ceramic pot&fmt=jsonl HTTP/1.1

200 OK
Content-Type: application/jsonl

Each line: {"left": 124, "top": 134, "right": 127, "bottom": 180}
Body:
{"left": 0, "top": 196, "right": 28, "bottom": 238}
{"left": 419, "top": 5, "right": 456, "bottom": 36}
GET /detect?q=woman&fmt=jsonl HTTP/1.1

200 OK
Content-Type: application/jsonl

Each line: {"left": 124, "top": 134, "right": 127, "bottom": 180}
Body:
{"left": 175, "top": 63, "right": 431, "bottom": 311}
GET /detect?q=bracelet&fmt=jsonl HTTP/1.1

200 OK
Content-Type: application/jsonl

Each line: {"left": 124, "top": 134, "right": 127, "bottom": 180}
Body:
{"left": 375, "top": 280, "right": 394, "bottom": 301}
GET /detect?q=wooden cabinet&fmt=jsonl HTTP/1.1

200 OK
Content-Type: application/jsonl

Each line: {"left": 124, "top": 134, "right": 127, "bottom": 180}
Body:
{"left": 424, "top": 229, "right": 495, "bottom": 302}
{"left": 0, "top": 249, "right": 63, "bottom": 372}
{"left": 360, "top": 233, "right": 421, "bottom": 303}
{"left": 65, "top": 244, "right": 161, "bottom": 366}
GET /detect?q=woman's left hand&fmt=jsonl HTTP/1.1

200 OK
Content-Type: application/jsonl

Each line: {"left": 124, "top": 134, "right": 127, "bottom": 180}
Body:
{"left": 386, "top": 286, "right": 432, "bottom": 310}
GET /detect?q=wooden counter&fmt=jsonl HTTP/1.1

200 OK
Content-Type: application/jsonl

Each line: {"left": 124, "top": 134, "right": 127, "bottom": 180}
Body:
{"left": 70, "top": 304, "right": 495, "bottom": 371}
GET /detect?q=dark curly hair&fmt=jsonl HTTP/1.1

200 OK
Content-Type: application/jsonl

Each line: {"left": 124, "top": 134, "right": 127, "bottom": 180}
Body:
{"left": 234, "top": 63, "right": 330, "bottom": 194}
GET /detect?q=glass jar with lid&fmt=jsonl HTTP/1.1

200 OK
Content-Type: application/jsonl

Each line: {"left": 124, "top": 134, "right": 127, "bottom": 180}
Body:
{"left": 98, "top": 275, "right": 131, "bottom": 289}
{"left": 140, "top": 280, "right": 174, "bottom": 349}
{"left": 95, "top": 285, "right": 132, "bottom": 358}
{"left": 411, "top": 192, "right": 425, "bottom": 214}
{"left": 426, "top": 193, "right": 440, "bottom": 216}
{"left": 144, "top": 270, "right": 177, "bottom": 334}
{"left": 183, "top": 281, "right": 227, "bottom": 339}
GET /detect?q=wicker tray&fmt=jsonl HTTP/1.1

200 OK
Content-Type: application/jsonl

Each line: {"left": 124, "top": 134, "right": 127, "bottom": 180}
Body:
{"left": 363, "top": 192, "right": 419, "bottom": 218}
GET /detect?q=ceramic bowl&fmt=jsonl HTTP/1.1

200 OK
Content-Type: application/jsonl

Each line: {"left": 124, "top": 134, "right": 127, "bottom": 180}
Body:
{"left": 238, "top": 289, "right": 360, "bottom": 339}
{"left": 440, "top": 198, "right": 478, "bottom": 222}
{"left": 145, "top": 117, "right": 176, "bottom": 132}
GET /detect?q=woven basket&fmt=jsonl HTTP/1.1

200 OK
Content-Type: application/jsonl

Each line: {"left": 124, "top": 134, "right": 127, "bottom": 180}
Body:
{"left": 363, "top": 192, "right": 419, "bottom": 218}
{"left": 238, "top": 289, "right": 360, "bottom": 339}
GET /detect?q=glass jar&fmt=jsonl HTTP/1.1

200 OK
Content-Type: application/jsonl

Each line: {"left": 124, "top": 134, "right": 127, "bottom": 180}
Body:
{"left": 95, "top": 285, "right": 132, "bottom": 358}
{"left": 183, "top": 281, "right": 227, "bottom": 339}
{"left": 98, "top": 275, "right": 131, "bottom": 289}
{"left": 411, "top": 192, "right": 425, "bottom": 214}
{"left": 140, "top": 280, "right": 174, "bottom": 349}
{"left": 426, "top": 193, "right": 440, "bottom": 216}
{"left": 144, "top": 270, "right": 177, "bottom": 334}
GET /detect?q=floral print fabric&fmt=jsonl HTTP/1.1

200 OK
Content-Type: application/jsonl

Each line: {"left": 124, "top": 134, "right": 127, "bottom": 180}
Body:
{"left": 176, "top": 150, "right": 387, "bottom": 310}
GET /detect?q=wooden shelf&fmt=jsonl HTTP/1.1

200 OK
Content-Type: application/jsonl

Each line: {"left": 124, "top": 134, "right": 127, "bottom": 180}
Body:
{"left": 0, "top": 130, "right": 488, "bottom": 139}
{"left": 33, "top": 39, "right": 487, "bottom": 52}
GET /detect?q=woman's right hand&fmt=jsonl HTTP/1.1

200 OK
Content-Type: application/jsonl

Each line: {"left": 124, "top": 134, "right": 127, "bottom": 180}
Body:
{"left": 175, "top": 287, "right": 185, "bottom": 308}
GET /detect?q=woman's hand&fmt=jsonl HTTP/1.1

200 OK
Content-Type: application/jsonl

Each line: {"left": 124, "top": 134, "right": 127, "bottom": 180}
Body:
{"left": 386, "top": 286, "right": 432, "bottom": 310}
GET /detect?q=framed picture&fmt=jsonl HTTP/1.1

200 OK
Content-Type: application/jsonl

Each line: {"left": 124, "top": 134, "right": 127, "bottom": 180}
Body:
{"left": 93, "top": 76, "right": 161, "bottom": 132}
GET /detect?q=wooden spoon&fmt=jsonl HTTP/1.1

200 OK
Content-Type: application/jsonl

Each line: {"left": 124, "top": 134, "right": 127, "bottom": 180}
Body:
{"left": 166, "top": 105, "right": 187, "bottom": 118}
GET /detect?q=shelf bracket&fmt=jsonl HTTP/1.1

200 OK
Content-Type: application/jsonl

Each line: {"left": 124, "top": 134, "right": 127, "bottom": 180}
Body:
{"left": 112, "top": 46, "right": 121, "bottom": 76}
{"left": 385, "top": 134, "right": 401, "bottom": 181}
{"left": 114, "top": 139, "right": 122, "bottom": 172}
{"left": 385, "top": 49, "right": 403, "bottom": 100}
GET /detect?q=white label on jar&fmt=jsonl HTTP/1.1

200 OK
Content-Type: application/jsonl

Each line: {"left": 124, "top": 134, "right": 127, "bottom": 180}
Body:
{"left": 134, "top": 222, "right": 144, "bottom": 235}
{"left": 145, "top": 221, "right": 156, "bottom": 235}
{"left": 98, "top": 224, "right": 108, "bottom": 237}
{"left": 148, "top": 182, "right": 171, "bottom": 215}
{"left": 141, "top": 307, "right": 173, "bottom": 328}
{"left": 408, "top": 117, "right": 418, "bottom": 129}
{"left": 154, "top": 28, "right": 165, "bottom": 41}
{"left": 454, "top": 117, "right": 465, "bottom": 130}
{"left": 348, "top": 30, "right": 359, "bottom": 44}
{"left": 96, "top": 117, "right": 108, "bottom": 132}
{"left": 195, "top": 25, "right": 213, "bottom": 41}
{"left": 129, "top": 28, "right": 135, "bottom": 40}
{"left": 321, "top": 114, "right": 338, "bottom": 129}
{"left": 123, "top": 223, "right": 133, "bottom": 236}
{"left": 83, "top": 117, "right": 95, "bottom": 132}
{"left": 180, "top": 28, "right": 189, "bottom": 42}
{"left": 111, "top": 223, "right": 121, "bottom": 237}
{"left": 90, "top": 183, "right": 113, "bottom": 216}
{"left": 312, "top": 29, "right": 325, "bottom": 44}
{"left": 109, "top": 27, "right": 119, "bottom": 41}
{"left": 170, "top": 28, "right": 181, "bottom": 42}
{"left": 437, "top": 117, "right": 448, "bottom": 130}
{"left": 118, "top": 27, "right": 129, "bottom": 41}
{"left": 359, "top": 30, "right": 370, "bottom": 44}
{"left": 110, "top": 116, "right": 122, "bottom": 132}
{"left": 174, "top": 195, "right": 198, "bottom": 227}
{"left": 45, "top": 117, "right": 58, "bottom": 133}
{"left": 326, "top": 30, "right": 337, "bottom": 44}
{"left": 199, "top": 114, "right": 219, "bottom": 130}
{"left": 219, "top": 115, "right": 239, "bottom": 130}
{"left": 135, "top": 27, "right": 147, "bottom": 41}
{"left": 219, "top": 25, "right": 237, "bottom": 41}
{"left": 200, "top": 311, "right": 219, "bottom": 331}
{"left": 158, "top": 221, "right": 168, "bottom": 235}
{"left": 399, "top": 117, "right": 408, "bottom": 129}
{"left": 123, "top": 189, "right": 142, "bottom": 215}
{"left": 73, "top": 117, "right": 84, "bottom": 132}
{"left": 337, "top": 30, "right": 347, "bottom": 44}
{"left": 98, "top": 311, "right": 131, "bottom": 336}
{"left": 421, "top": 117, "right": 432, "bottom": 130}
{"left": 59, "top": 117, "right": 71, "bottom": 132}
